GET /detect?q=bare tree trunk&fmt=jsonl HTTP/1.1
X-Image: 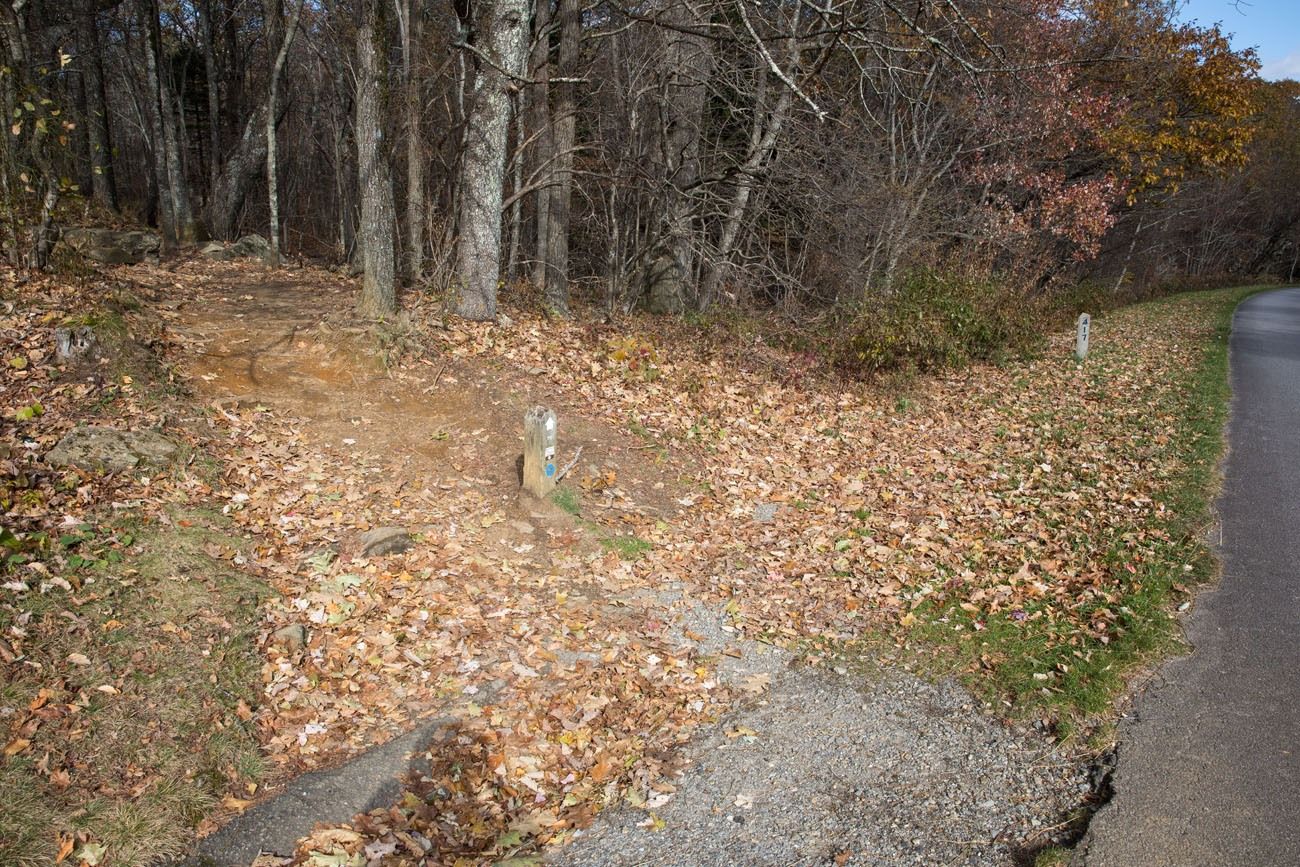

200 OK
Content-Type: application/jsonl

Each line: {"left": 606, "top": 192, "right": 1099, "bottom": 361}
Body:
{"left": 506, "top": 87, "right": 525, "bottom": 279}
{"left": 356, "top": 5, "right": 397, "bottom": 317}
{"left": 527, "top": 0, "right": 552, "bottom": 289}
{"left": 541, "top": 0, "right": 577, "bottom": 314}
{"left": 208, "top": 102, "right": 274, "bottom": 239}
{"left": 266, "top": 0, "right": 305, "bottom": 265}
{"left": 1113, "top": 214, "right": 1147, "bottom": 294}
{"left": 161, "top": 76, "right": 198, "bottom": 242}
{"left": 647, "top": 0, "right": 713, "bottom": 312}
{"left": 330, "top": 50, "right": 357, "bottom": 265}
{"left": 454, "top": 0, "right": 529, "bottom": 321}
{"left": 200, "top": 0, "right": 221, "bottom": 198}
{"left": 700, "top": 72, "right": 791, "bottom": 308}
{"left": 76, "top": 2, "right": 118, "bottom": 211}
{"left": 140, "top": 0, "right": 173, "bottom": 245}
{"left": 398, "top": 0, "right": 426, "bottom": 280}
{"left": 30, "top": 180, "right": 58, "bottom": 269}
{"left": 143, "top": 0, "right": 197, "bottom": 245}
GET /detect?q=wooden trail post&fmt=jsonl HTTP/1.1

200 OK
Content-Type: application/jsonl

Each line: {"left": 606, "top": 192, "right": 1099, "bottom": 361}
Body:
{"left": 523, "top": 406, "right": 558, "bottom": 498}
{"left": 1076, "top": 313, "right": 1091, "bottom": 360}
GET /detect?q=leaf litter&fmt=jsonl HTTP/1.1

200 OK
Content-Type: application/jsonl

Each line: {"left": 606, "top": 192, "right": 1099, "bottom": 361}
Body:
{"left": 5, "top": 257, "right": 1239, "bottom": 865}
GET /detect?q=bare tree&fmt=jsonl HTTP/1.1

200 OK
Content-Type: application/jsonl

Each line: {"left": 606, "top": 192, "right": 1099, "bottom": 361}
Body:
{"left": 395, "top": 0, "right": 427, "bottom": 280}
{"left": 356, "top": 0, "right": 397, "bottom": 316}
{"left": 537, "top": 0, "right": 578, "bottom": 314}
{"left": 266, "top": 0, "right": 305, "bottom": 265}
{"left": 454, "top": 0, "right": 529, "bottom": 321}
{"left": 75, "top": 0, "right": 119, "bottom": 211}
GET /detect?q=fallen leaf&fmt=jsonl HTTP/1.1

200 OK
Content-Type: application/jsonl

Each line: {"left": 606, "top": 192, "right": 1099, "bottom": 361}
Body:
{"left": 222, "top": 794, "right": 254, "bottom": 813}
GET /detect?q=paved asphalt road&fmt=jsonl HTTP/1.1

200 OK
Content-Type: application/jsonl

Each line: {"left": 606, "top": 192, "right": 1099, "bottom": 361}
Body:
{"left": 1079, "top": 288, "right": 1300, "bottom": 865}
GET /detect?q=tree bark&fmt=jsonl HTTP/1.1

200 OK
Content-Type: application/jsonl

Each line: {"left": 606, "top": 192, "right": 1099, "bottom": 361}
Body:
{"left": 266, "top": 0, "right": 305, "bottom": 265}
{"left": 506, "top": 86, "right": 525, "bottom": 279}
{"left": 139, "top": 0, "right": 172, "bottom": 244}
{"left": 541, "top": 0, "right": 578, "bottom": 315}
{"left": 329, "top": 47, "right": 357, "bottom": 264}
{"left": 74, "top": 4, "right": 118, "bottom": 210}
{"left": 356, "top": 5, "right": 397, "bottom": 317}
{"left": 199, "top": 0, "right": 222, "bottom": 198}
{"left": 651, "top": 0, "right": 713, "bottom": 312}
{"left": 699, "top": 68, "right": 792, "bottom": 308}
{"left": 143, "top": 0, "right": 198, "bottom": 245}
{"left": 399, "top": 0, "right": 426, "bottom": 280}
{"left": 208, "top": 102, "right": 273, "bottom": 240}
{"left": 454, "top": 0, "right": 529, "bottom": 321}
{"left": 527, "top": 0, "right": 552, "bottom": 290}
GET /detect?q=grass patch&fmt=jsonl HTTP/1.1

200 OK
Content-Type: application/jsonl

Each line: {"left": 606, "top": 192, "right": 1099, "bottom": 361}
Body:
{"left": 599, "top": 533, "right": 653, "bottom": 560}
{"left": 890, "top": 285, "right": 1271, "bottom": 736}
{"left": 548, "top": 486, "right": 652, "bottom": 560}
{"left": 1033, "top": 845, "right": 1072, "bottom": 867}
{"left": 0, "top": 508, "right": 272, "bottom": 867}
{"left": 550, "top": 485, "right": 581, "bottom": 516}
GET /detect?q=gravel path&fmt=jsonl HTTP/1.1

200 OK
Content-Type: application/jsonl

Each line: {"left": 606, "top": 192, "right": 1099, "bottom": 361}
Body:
{"left": 551, "top": 599, "right": 1090, "bottom": 867}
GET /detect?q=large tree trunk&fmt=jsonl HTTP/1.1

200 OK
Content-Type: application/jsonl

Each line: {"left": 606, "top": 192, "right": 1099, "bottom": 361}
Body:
{"left": 208, "top": 102, "right": 270, "bottom": 240}
{"left": 143, "top": 0, "right": 198, "bottom": 245}
{"left": 199, "top": 0, "right": 222, "bottom": 197}
{"left": 649, "top": 1, "right": 713, "bottom": 312}
{"left": 540, "top": 0, "right": 578, "bottom": 315}
{"left": 527, "top": 0, "right": 552, "bottom": 290}
{"left": 356, "top": 5, "right": 397, "bottom": 317}
{"left": 400, "top": 0, "right": 426, "bottom": 280}
{"left": 454, "top": 0, "right": 529, "bottom": 321}
{"left": 79, "top": 3, "right": 119, "bottom": 214}
{"left": 266, "top": 0, "right": 304, "bottom": 265}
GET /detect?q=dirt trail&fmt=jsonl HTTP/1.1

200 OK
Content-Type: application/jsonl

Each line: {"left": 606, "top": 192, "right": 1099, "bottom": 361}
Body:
{"left": 153, "top": 262, "right": 679, "bottom": 515}
{"left": 130, "top": 259, "right": 736, "bottom": 863}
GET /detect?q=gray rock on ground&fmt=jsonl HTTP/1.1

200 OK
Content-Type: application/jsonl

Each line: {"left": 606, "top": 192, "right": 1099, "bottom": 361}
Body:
{"left": 59, "top": 228, "right": 161, "bottom": 265}
{"left": 272, "top": 624, "right": 308, "bottom": 652}
{"left": 45, "top": 426, "right": 180, "bottom": 474}
{"left": 358, "top": 526, "right": 413, "bottom": 557}
{"left": 201, "top": 234, "right": 271, "bottom": 262}
{"left": 54, "top": 325, "right": 99, "bottom": 362}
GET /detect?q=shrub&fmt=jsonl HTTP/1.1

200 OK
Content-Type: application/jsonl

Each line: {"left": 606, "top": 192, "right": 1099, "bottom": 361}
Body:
{"left": 831, "top": 270, "right": 1040, "bottom": 377}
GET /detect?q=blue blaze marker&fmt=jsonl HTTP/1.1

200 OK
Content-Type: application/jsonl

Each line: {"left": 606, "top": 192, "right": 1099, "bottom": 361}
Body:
{"left": 545, "top": 463, "right": 556, "bottom": 477}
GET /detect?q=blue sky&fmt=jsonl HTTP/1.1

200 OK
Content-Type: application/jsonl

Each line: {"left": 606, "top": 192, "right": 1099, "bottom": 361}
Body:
{"left": 1176, "top": 0, "right": 1300, "bottom": 80}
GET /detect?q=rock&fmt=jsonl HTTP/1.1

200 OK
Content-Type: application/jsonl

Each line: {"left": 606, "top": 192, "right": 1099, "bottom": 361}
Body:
{"left": 358, "top": 526, "right": 413, "bottom": 557}
{"left": 45, "top": 426, "right": 180, "bottom": 474}
{"left": 59, "top": 228, "right": 161, "bottom": 265}
{"left": 54, "top": 325, "right": 98, "bottom": 362}
{"left": 753, "top": 503, "right": 779, "bottom": 523}
{"left": 201, "top": 234, "right": 271, "bottom": 262}
{"left": 509, "top": 520, "right": 536, "bottom": 535}
{"left": 273, "top": 623, "right": 308, "bottom": 651}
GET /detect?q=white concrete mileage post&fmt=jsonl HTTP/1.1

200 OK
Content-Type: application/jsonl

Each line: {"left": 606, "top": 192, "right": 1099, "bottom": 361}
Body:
{"left": 523, "top": 406, "right": 558, "bottom": 498}
{"left": 1076, "top": 313, "right": 1091, "bottom": 361}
